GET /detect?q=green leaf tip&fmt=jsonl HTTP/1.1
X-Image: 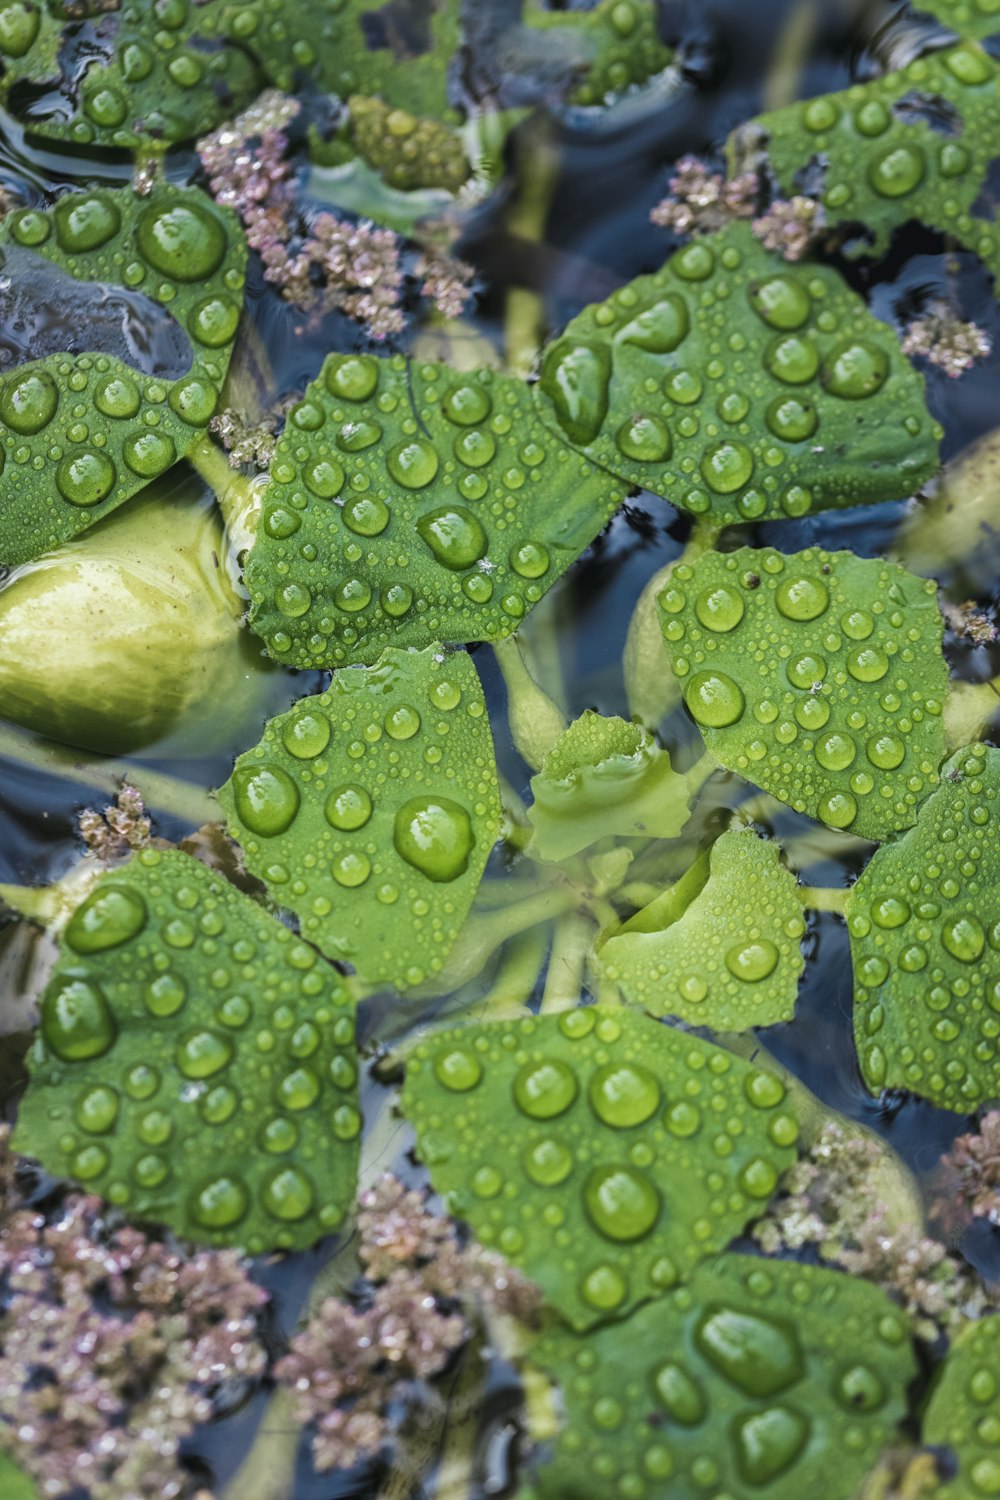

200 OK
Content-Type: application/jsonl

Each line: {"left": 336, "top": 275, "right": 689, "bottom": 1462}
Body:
{"left": 0, "top": 183, "right": 246, "bottom": 568}
{"left": 601, "top": 829, "right": 806, "bottom": 1029}
{"left": 218, "top": 644, "right": 502, "bottom": 993}
{"left": 245, "top": 352, "right": 625, "bottom": 668}
{"left": 527, "top": 710, "right": 692, "bottom": 862}
{"left": 400, "top": 1007, "right": 799, "bottom": 1330}
{"left": 524, "top": 1253, "right": 916, "bottom": 1500}
{"left": 736, "top": 43, "right": 1000, "bottom": 279}
{"left": 923, "top": 1313, "right": 1000, "bottom": 1497}
{"left": 533, "top": 222, "right": 939, "bottom": 526}
{"left": 659, "top": 545, "right": 949, "bottom": 840}
{"left": 849, "top": 741, "right": 1000, "bottom": 1112}
{"left": 12, "top": 848, "right": 360, "bottom": 1253}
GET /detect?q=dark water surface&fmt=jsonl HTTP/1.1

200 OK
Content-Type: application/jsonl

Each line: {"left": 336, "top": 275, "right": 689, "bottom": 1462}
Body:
{"left": 1, "top": 0, "right": 999, "bottom": 1494}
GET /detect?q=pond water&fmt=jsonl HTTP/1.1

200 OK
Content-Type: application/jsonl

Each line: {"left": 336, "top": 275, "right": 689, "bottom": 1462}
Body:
{"left": 1, "top": 1, "right": 999, "bottom": 1497}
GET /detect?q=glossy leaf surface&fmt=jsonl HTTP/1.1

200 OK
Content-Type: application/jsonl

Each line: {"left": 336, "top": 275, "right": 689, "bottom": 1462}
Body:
{"left": 401, "top": 1007, "right": 799, "bottom": 1329}
{"left": 219, "top": 645, "right": 501, "bottom": 992}
{"left": 849, "top": 742, "right": 1000, "bottom": 1112}
{"left": 525, "top": 0, "right": 671, "bottom": 106}
{"left": 246, "top": 354, "right": 624, "bottom": 668}
{"left": 923, "top": 1313, "right": 1000, "bottom": 1497}
{"left": 601, "top": 829, "right": 806, "bottom": 1029}
{"left": 916, "top": 0, "right": 1000, "bottom": 35}
{"left": 527, "top": 711, "right": 694, "bottom": 862}
{"left": 740, "top": 45, "right": 1000, "bottom": 277}
{"left": 13, "top": 850, "right": 360, "bottom": 1253}
{"left": 0, "top": 184, "right": 245, "bottom": 567}
{"left": 533, "top": 223, "right": 938, "bottom": 525}
{"left": 525, "top": 1253, "right": 916, "bottom": 1500}
{"left": 659, "top": 546, "right": 948, "bottom": 840}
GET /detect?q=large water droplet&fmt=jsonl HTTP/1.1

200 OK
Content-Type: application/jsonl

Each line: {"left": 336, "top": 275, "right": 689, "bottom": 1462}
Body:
{"left": 514, "top": 1059, "right": 579, "bottom": 1119}
{"left": 42, "top": 975, "right": 117, "bottom": 1061}
{"left": 325, "top": 784, "right": 372, "bottom": 831}
{"left": 725, "top": 939, "right": 779, "bottom": 982}
{"left": 653, "top": 1363, "right": 706, "bottom": 1425}
{"left": 137, "top": 201, "right": 226, "bottom": 281}
{"left": 540, "top": 338, "right": 611, "bottom": 446}
{"left": 701, "top": 440, "right": 754, "bottom": 493}
{"left": 943, "top": 913, "right": 985, "bottom": 963}
{"left": 583, "top": 1164, "right": 661, "bottom": 1241}
{"left": 822, "top": 342, "right": 889, "bottom": 399}
{"left": 232, "top": 765, "right": 300, "bottom": 837}
{"left": 733, "top": 1406, "right": 810, "bottom": 1485}
{"left": 433, "top": 1047, "right": 482, "bottom": 1091}
{"left": 417, "top": 506, "right": 488, "bottom": 571}
{"left": 685, "top": 670, "right": 745, "bottom": 727}
{"left": 66, "top": 886, "right": 147, "bottom": 954}
{"left": 617, "top": 294, "right": 690, "bottom": 351}
{"left": 57, "top": 450, "right": 116, "bottom": 507}
{"left": 868, "top": 143, "right": 926, "bottom": 198}
{"left": 695, "top": 584, "right": 744, "bottom": 632}
{"left": 695, "top": 1307, "right": 803, "bottom": 1395}
{"left": 588, "top": 1062, "right": 661, "bottom": 1127}
{"left": 748, "top": 275, "right": 811, "bottom": 330}
{"left": 387, "top": 438, "right": 439, "bottom": 489}
{"left": 393, "top": 796, "right": 474, "bottom": 882}
{"left": 262, "top": 1165, "right": 315, "bottom": 1221}
{"left": 523, "top": 1137, "right": 574, "bottom": 1185}
{"left": 775, "top": 575, "right": 829, "bottom": 621}
{"left": 176, "top": 1029, "right": 233, "bottom": 1079}
{"left": 192, "top": 1175, "right": 248, "bottom": 1229}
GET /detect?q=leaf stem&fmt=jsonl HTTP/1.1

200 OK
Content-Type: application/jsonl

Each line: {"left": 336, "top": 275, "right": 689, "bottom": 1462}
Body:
{"left": 0, "top": 722, "right": 218, "bottom": 828}
{"left": 475, "top": 923, "right": 551, "bottom": 1020}
{"left": 503, "top": 117, "right": 559, "bottom": 375}
{"left": 188, "top": 433, "right": 261, "bottom": 538}
{"left": 540, "top": 908, "right": 594, "bottom": 1013}
{"left": 799, "top": 885, "right": 848, "bottom": 915}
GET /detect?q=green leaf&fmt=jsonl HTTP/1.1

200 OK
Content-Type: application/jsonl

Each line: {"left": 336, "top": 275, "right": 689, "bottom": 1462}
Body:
{"left": 343, "top": 97, "right": 471, "bottom": 194}
{"left": 526, "top": 711, "right": 694, "bottom": 862}
{"left": 848, "top": 742, "right": 1000, "bottom": 1112}
{"left": 0, "top": 184, "right": 246, "bottom": 568}
{"left": 0, "top": 1453, "right": 39, "bottom": 1500}
{"left": 245, "top": 354, "right": 625, "bottom": 668}
{"left": 659, "top": 545, "right": 949, "bottom": 840}
{"left": 12, "top": 849, "right": 360, "bottom": 1253}
{"left": 524, "top": 0, "right": 672, "bottom": 107}
{"left": 533, "top": 222, "right": 938, "bottom": 526}
{"left": 923, "top": 1314, "right": 1000, "bottom": 1497}
{"left": 218, "top": 644, "right": 502, "bottom": 992}
{"left": 600, "top": 829, "right": 806, "bottom": 1028}
{"left": 400, "top": 1006, "right": 800, "bottom": 1329}
{"left": 321, "top": 0, "right": 460, "bottom": 121}
{"left": 915, "top": 0, "right": 1000, "bottom": 35}
{"left": 524, "top": 1253, "right": 916, "bottom": 1500}
{"left": 735, "top": 43, "right": 1000, "bottom": 277}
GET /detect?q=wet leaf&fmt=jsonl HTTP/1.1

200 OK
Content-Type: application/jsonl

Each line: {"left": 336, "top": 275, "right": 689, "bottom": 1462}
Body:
{"left": 659, "top": 545, "right": 949, "bottom": 840}
{"left": 324, "top": 0, "right": 460, "bottom": 121}
{"left": 12, "top": 849, "right": 360, "bottom": 1253}
{"left": 600, "top": 829, "right": 806, "bottom": 1029}
{"left": 848, "top": 742, "right": 1000, "bottom": 1112}
{"left": 524, "top": 1253, "right": 916, "bottom": 1500}
{"left": 915, "top": 0, "right": 1000, "bottom": 36}
{"left": 342, "top": 96, "right": 471, "bottom": 194}
{"left": 0, "top": 184, "right": 246, "bottom": 568}
{"left": 923, "top": 1313, "right": 1000, "bottom": 1496}
{"left": 400, "top": 1007, "right": 799, "bottom": 1329}
{"left": 736, "top": 44, "right": 1000, "bottom": 277}
{"left": 533, "top": 222, "right": 938, "bottom": 525}
{"left": 527, "top": 711, "right": 694, "bottom": 862}
{"left": 218, "top": 645, "right": 502, "bottom": 993}
{"left": 245, "top": 353, "right": 625, "bottom": 669}
{"left": 525, "top": 0, "right": 672, "bottom": 107}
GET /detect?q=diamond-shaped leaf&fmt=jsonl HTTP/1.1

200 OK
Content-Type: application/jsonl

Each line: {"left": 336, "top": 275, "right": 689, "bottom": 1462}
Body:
{"left": 524, "top": 1253, "right": 916, "bottom": 1500}
{"left": 400, "top": 1007, "right": 799, "bottom": 1329}
{"left": 735, "top": 44, "right": 1000, "bottom": 277}
{"left": 0, "top": 184, "right": 246, "bottom": 567}
{"left": 533, "top": 222, "right": 938, "bottom": 526}
{"left": 12, "top": 849, "right": 360, "bottom": 1254}
{"left": 600, "top": 829, "right": 806, "bottom": 1029}
{"left": 218, "top": 645, "right": 501, "bottom": 992}
{"left": 849, "top": 742, "right": 1000, "bottom": 1112}
{"left": 527, "top": 711, "right": 694, "bottom": 863}
{"left": 659, "top": 545, "right": 949, "bottom": 840}
{"left": 245, "top": 354, "right": 624, "bottom": 668}
{"left": 923, "top": 1313, "right": 1000, "bottom": 1497}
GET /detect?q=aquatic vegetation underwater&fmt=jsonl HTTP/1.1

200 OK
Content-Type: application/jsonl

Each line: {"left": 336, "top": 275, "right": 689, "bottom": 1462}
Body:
{"left": 1, "top": 0, "right": 1000, "bottom": 1496}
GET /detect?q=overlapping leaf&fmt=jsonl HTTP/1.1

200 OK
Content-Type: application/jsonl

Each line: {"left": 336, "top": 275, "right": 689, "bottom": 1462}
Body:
{"left": 245, "top": 354, "right": 625, "bottom": 669}
{"left": 524, "top": 1254, "right": 916, "bottom": 1500}
{"left": 600, "top": 829, "right": 806, "bottom": 1028}
{"left": 916, "top": 0, "right": 1000, "bottom": 36}
{"left": 527, "top": 711, "right": 694, "bottom": 862}
{"left": 659, "top": 546, "right": 949, "bottom": 840}
{"left": 525, "top": 0, "right": 671, "bottom": 106}
{"left": 533, "top": 222, "right": 938, "bottom": 525}
{"left": 849, "top": 743, "right": 1000, "bottom": 1112}
{"left": 219, "top": 645, "right": 501, "bottom": 992}
{"left": 734, "top": 44, "right": 1000, "bottom": 278}
{"left": 12, "top": 849, "right": 360, "bottom": 1253}
{"left": 923, "top": 1313, "right": 1000, "bottom": 1497}
{"left": 400, "top": 1007, "right": 799, "bottom": 1329}
{"left": 0, "top": 183, "right": 245, "bottom": 567}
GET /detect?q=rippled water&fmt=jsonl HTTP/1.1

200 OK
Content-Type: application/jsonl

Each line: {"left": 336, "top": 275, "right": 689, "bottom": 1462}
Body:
{"left": 1, "top": 0, "right": 1000, "bottom": 1494}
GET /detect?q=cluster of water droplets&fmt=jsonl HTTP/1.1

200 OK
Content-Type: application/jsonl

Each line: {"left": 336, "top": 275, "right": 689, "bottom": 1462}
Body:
{"left": 528, "top": 1254, "right": 915, "bottom": 1500}
{"left": 924, "top": 1315, "right": 1000, "bottom": 1498}
{"left": 849, "top": 743, "right": 1000, "bottom": 1111}
{"left": 534, "top": 222, "right": 934, "bottom": 525}
{"left": 220, "top": 645, "right": 500, "bottom": 991}
{"left": 247, "top": 352, "right": 623, "bottom": 668}
{"left": 19, "top": 848, "right": 360, "bottom": 1252}
{"left": 659, "top": 546, "right": 948, "bottom": 840}
{"left": 402, "top": 1008, "right": 799, "bottom": 1329}
{"left": 0, "top": 185, "right": 243, "bottom": 564}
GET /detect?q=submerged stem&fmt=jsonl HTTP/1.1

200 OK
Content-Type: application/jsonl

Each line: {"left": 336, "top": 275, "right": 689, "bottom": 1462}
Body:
{"left": 0, "top": 723, "right": 218, "bottom": 828}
